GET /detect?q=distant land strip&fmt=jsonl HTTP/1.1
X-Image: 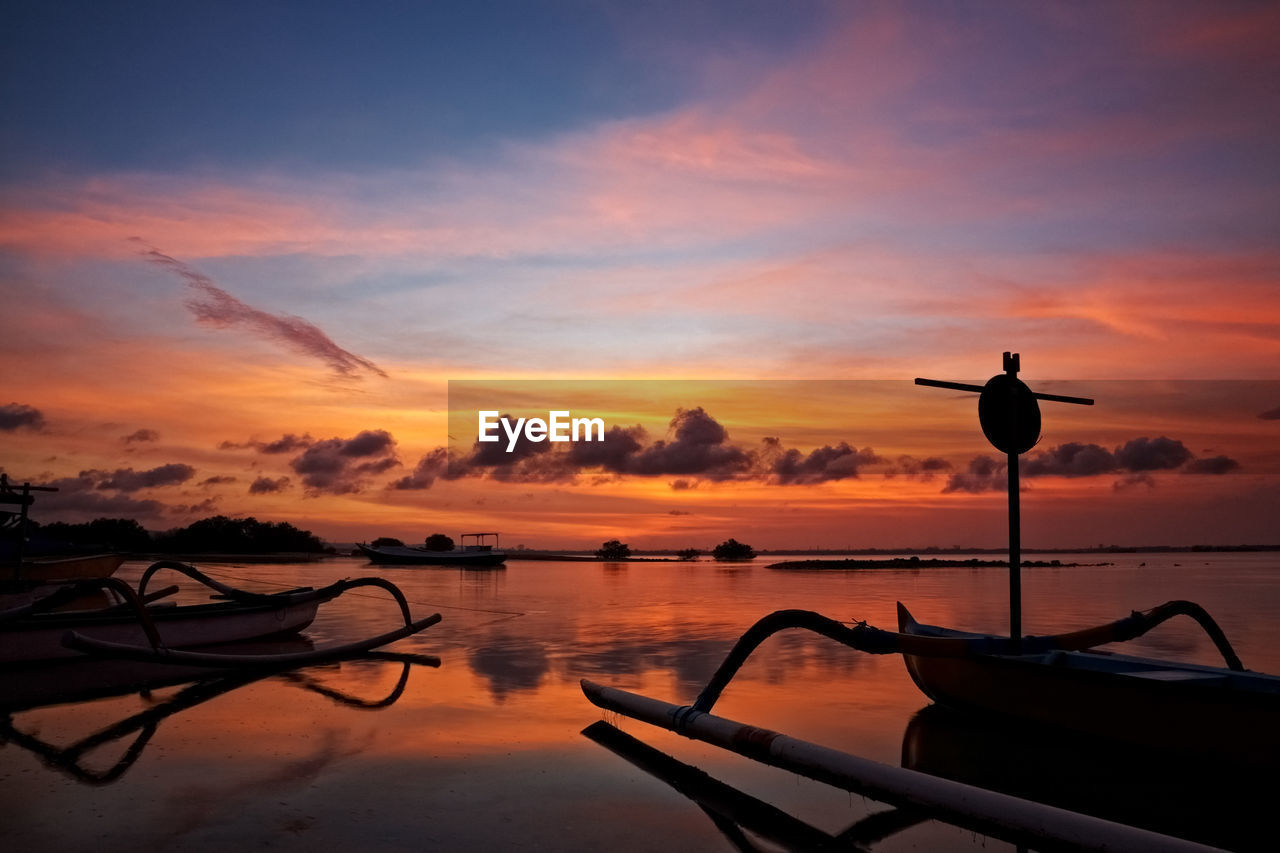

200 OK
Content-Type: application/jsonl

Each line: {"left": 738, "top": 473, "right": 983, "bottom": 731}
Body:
{"left": 767, "top": 557, "right": 1109, "bottom": 570}
{"left": 528, "top": 544, "right": 1280, "bottom": 556}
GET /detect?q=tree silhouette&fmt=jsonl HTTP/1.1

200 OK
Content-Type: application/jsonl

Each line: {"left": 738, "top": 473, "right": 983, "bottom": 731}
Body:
{"left": 39, "top": 518, "right": 152, "bottom": 551}
{"left": 153, "top": 515, "right": 325, "bottom": 554}
{"left": 423, "top": 533, "right": 455, "bottom": 551}
{"left": 677, "top": 548, "right": 700, "bottom": 560}
{"left": 596, "top": 539, "right": 631, "bottom": 560}
{"left": 711, "top": 538, "right": 755, "bottom": 561}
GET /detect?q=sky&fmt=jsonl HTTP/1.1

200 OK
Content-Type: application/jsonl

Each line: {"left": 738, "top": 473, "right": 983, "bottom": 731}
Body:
{"left": 2, "top": 1, "right": 1278, "bottom": 548}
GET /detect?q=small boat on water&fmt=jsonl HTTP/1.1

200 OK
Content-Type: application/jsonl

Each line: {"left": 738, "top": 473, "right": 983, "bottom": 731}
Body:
{"left": 1, "top": 560, "right": 441, "bottom": 666}
{"left": 358, "top": 532, "right": 506, "bottom": 566}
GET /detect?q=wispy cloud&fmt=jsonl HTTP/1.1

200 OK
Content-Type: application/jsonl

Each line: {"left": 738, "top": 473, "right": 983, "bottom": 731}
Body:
{"left": 136, "top": 241, "right": 387, "bottom": 380}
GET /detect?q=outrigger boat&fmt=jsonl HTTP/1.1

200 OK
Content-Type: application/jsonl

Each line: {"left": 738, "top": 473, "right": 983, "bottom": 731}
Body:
{"left": 358, "top": 532, "right": 506, "bottom": 566}
{"left": 1, "top": 560, "right": 440, "bottom": 666}
{"left": 582, "top": 353, "right": 1276, "bottom": 849}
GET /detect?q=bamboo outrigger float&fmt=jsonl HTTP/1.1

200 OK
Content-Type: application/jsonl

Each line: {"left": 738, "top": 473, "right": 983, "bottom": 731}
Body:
{"left": 581, "top": 683, "right": 1219, "bottom": 852}
{"left": 581, "top": 353, "right": 1277, "bottom": 848}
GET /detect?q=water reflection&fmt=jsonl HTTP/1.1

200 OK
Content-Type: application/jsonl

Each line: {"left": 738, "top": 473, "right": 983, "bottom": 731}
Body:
{"left": 584, "top": 721, "right": 927, "bottom": 851}
{"left": 2, "top": 652, "right": 439, "bottom": 786}
{"left": 901, "top": 705, "right": 1272, "bottom": 852}
{"left": 468, "top": 633, "right": 550, "bottom": 700}
{"left": 562, "top": 628, "right": 737, "bottom": 690}
{"left": 6, "top": 555, "right": 1272, "bottom": 851}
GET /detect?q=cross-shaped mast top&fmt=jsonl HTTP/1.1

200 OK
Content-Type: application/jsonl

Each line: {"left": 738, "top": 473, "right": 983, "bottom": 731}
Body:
{"left": 914, "top": 353, "right": 1093, "bottom": 644}
{"left": 916, "top": 352, "right": 1094, "bottom": 408}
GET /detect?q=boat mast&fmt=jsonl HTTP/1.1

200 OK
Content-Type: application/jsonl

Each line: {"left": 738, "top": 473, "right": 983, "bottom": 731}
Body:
{"left": 915, "top": 353, "right": 1093, "bottom": 646}
{"left": 1, "top": 474, "right": 58, "bottom": 580}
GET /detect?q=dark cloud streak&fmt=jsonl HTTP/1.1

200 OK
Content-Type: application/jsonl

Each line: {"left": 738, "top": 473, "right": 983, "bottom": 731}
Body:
{"left": 136, "top": 241, "right": 386, "bottom": 380}
{"left": 0, "top": 403, "right": 45, "bottom": 432}
{"left": 945, "top": 436, "right": 1239, "bottom": 494}
{"left": 95, "top": 463, "right": 196, "bottom": 492}
{"left": 289, "top": 429, "right": 399, "bottom": 494}
{"left": 249, "top": 475, "right": 291, "bottom": 494}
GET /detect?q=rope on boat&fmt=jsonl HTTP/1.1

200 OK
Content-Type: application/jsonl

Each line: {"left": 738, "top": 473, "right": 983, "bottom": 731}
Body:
{"left": 692, "top": 600, "right": 1247, "bottom": 714}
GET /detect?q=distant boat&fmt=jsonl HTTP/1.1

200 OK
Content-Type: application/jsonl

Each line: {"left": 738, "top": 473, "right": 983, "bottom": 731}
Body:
{"left": 358, "top": 532, "right": 506, "bottom": 566}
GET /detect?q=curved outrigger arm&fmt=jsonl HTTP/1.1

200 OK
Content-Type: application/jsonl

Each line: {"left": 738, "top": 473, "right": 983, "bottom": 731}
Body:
{"left": 138, "top": 560, "right": 421, "bottom": 627}
{"left": 139, "top": 559, "right": 321, "bottom": 602}
{"left": 59, "top": 560, "right": 441, "bottom": 666}
{"left": 691, "top": 600, "right": 1245, "bottom": 714}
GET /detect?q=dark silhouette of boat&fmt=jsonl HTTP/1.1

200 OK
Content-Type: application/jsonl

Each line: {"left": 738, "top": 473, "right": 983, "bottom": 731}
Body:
{"left": 1, "top": 560, "right": 440, "bottom": 666}
{"left": 358, "top": 532, "right": 506, "bottom": 566}
{"left": 897, "top": 601, "right": 1278, "bottom": 767}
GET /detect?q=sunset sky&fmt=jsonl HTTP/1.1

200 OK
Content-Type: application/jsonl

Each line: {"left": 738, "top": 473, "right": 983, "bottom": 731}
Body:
{"left": 2, "top": 1, "right": 1277, "bottom": 548}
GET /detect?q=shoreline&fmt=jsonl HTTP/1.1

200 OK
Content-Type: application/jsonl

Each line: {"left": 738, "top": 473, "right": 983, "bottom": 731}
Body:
{"left": 768, "top": 557, "right": 1109, "bottom": 570}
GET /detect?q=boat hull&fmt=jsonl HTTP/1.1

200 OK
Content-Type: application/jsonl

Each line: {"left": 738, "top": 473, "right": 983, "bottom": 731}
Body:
{"left": 4, "top": 553, "right": 127, "bottom": 583}
{"left": 357, "top": 543, "right": 506, "bottom": 566}
{"left": 0, "top": 599, "right": 320, "bottom": 664}
{"left": 898, "top": 605, "right": 1280, "bottom": 766}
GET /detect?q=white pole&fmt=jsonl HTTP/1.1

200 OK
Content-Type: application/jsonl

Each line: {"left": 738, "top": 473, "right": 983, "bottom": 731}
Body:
{"left": 581, "top": 680, "right": 1221, "bottom": 853}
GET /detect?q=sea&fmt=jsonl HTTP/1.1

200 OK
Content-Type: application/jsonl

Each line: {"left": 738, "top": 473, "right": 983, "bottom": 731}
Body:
{"left": 3, "top": 552, "right": 1277, "bottom": 851}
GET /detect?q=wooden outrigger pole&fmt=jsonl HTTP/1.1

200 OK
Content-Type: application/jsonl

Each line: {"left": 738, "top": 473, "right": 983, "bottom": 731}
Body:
{"left": 916, "top": 352, "right": 1093, "bottom": 644}
{"left": 581, "top": 681, "right": 1218, "bottom": 852}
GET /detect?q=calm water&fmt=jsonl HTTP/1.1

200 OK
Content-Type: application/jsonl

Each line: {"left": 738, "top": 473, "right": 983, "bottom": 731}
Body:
{"left": 3, "top": 553, "right": 1277, "bottom": 851}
